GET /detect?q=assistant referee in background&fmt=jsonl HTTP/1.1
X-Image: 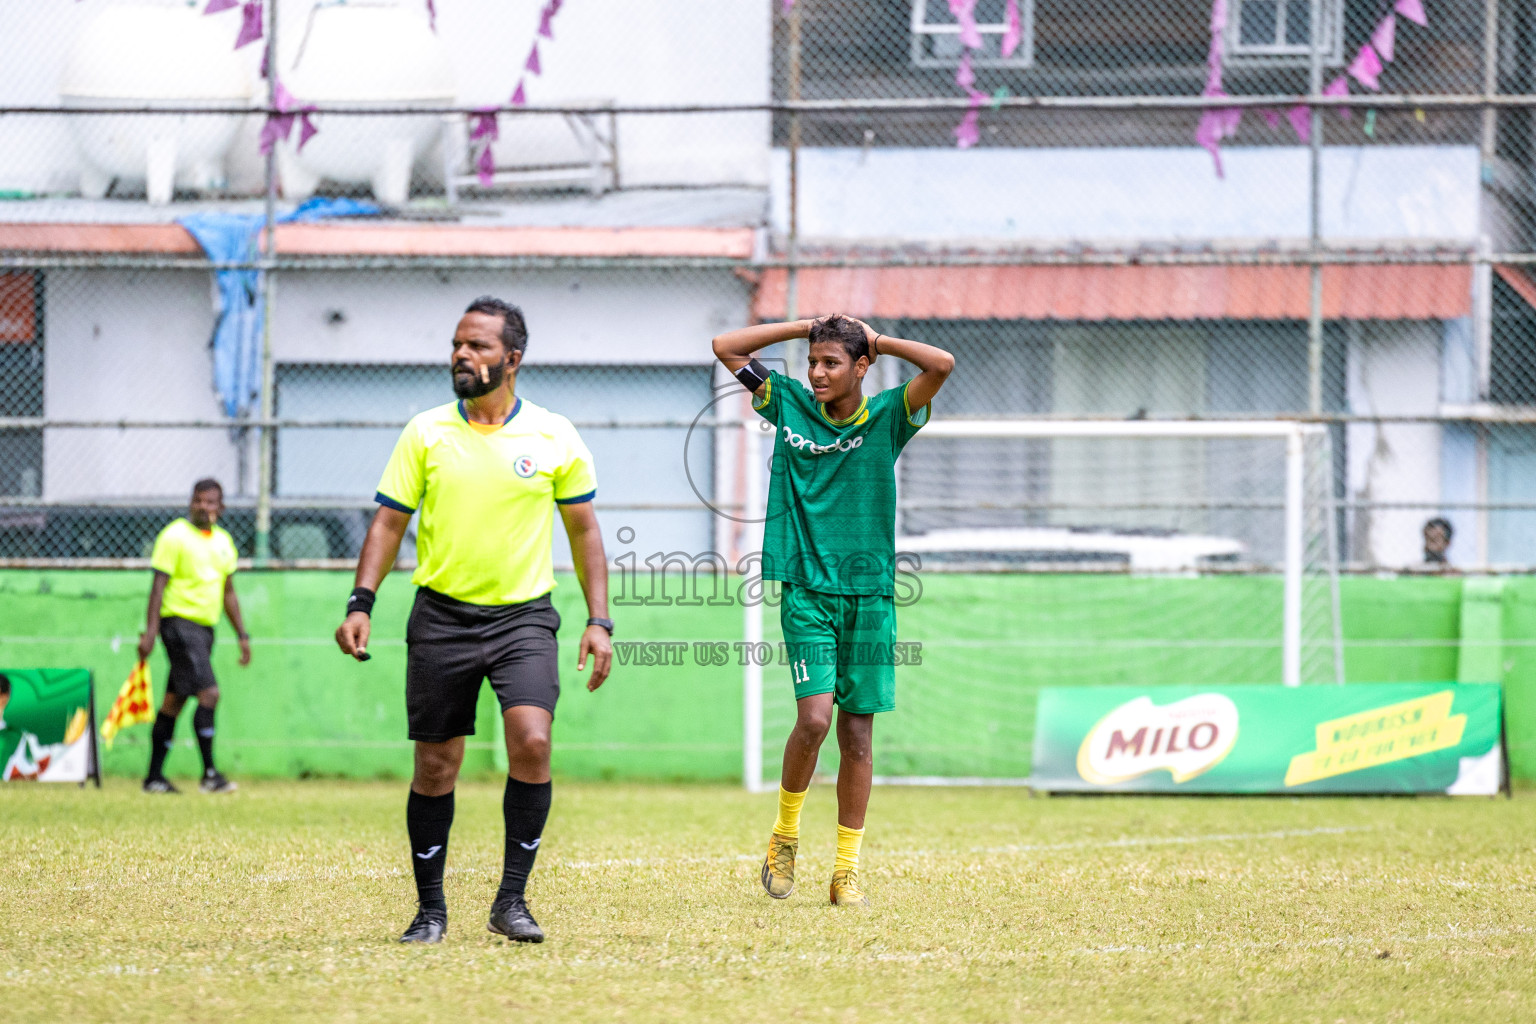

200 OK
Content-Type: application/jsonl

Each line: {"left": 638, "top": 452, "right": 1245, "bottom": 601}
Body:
{"left": 336, "top": 296, "right": 613, "bottom": 945}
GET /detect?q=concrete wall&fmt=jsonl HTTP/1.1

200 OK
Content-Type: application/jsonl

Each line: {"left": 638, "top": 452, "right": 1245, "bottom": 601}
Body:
{"left": 36, "top": 266, "right": 752, "bottom": 507}
{"left": 1345, "top": 321, "right": 1445, "bottom": 568}
{"left": 0, "top": 0, "right": 771, "bottom": 194}
{"left": 770, "top": 146, "right": 1481, "bottom": 244}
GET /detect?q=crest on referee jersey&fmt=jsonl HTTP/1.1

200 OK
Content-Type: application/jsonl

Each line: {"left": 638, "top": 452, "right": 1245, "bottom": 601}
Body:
{"left": 513, "top": 455, "right": 538, "bottom": 478}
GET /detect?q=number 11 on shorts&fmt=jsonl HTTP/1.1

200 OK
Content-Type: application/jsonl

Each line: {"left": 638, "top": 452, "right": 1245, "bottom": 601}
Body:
{"left": 792, "top": 659, "right": 809, "bottom": 684}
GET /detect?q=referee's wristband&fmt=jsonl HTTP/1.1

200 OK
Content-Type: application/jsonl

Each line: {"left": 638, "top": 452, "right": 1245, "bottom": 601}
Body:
{"left": 347, "top": 587, "right": 376, "bottom": 617}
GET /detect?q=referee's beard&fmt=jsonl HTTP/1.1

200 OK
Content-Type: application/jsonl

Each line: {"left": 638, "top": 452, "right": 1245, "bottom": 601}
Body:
{"left": 452, "top": 357, "right": 508, "bottom": 400}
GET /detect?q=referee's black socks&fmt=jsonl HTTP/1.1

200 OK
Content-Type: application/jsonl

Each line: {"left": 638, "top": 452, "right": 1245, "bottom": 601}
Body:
{"left": 497, "top": 778, "right": 552, "bottom": 902}
{"left": 406, "top": 789, "right": 455, "bottom": 911}
{"left": 147, "top": 712, "right": 176, "bottom": 780}
{"left": 193, "top": 705, "right": 217, "bottom": 775}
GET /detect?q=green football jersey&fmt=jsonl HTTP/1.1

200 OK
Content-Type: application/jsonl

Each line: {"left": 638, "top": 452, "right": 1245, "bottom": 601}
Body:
{"left": 753, "top": 370, "right": 930, "bottom": 596}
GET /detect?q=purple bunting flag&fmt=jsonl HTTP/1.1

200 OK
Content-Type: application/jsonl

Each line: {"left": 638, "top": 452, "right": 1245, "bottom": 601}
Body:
{"left": 539, "top": 5, "right": 556, "bottom": 38}
{"left": 782, "top": 0, "right": 794, "bottom": 10}
{"left": 511, "top": 81, "right": 528, "bottom": 107}
{"left": 1393, "top": 0, "right": 1427, "bottom": 27}
{"left": 948, "top": 0, "right": 983, "bottom": 49}
{"left": 426, "top": 0, "right": 437, "bottom": 33}
{"left": 234, "top": 0, "right": 263, "bottom": 49}
{"left": 1002, "top": 0, "right": 1022, "bottom": 58}
{"left": 525, "top": 44, "right": 542, "bottom": 75}
{"left": 297, "top": 113, "right": 319, "bottom": 151}
{"left": 953, "top": 108, "right": 980, "bottom": 149}
{"left": 258, "top": 114, "right": 294, "bottom": 155}
{"left": 470, "top": 111, "right": 500, "bottom": 142}
{"left": 1323, "top": 75, "right": 1351, "bottom": 119}
{"left": 204, "top": 0, "right": 239, "bottom": 13}
{"left": 1260, "top": 109, "right": 1282, "bottom": 129}
{"left": 955, "top": 50, "right": 975, "bottom": 91}
{"left": 477, "top": 145, "right": 497, "bottom": 187}
{"left": 1347, "top": 44, "right": 1384, "bottom": 90}
{"left": 1288, "top": 104, "right": 1312, "bottom": 142}
{"left": 1370, "top": 13, "right": 1396, "bottom": 62}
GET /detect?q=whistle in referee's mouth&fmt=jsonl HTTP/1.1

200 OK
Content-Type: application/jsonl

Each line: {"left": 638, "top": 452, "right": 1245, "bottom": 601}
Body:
{"left": 479, "top": 364, "right": 490, "bottom": 384}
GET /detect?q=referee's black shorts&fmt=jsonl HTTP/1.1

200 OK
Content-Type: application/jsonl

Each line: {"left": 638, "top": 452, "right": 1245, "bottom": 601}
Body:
{"left": 160, "top": 616, "right": 218, "bottom": 697}
{"left": 405, "top": 587, "right": 562, "bottom": 743}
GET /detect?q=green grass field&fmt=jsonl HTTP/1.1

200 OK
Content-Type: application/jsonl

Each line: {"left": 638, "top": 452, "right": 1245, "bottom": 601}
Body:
{"left": 4, "top": 780, "right": 1535, "bottom": 1023}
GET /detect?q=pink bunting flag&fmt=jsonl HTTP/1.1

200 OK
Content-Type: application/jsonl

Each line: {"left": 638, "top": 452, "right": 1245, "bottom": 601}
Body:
{"left": 953, "top": 108, "right": 980, "bottom": 149}
{"left": 782, "top": 0, "right": 794, "bottom": 10}
{"left": 949, "top": 0, "right": 982, "bottom": 49}
{"left": 511, "top": 81, "right": 528, "bottom": 107}
{"left": 234, "top": 1, "right": 263, "bottom": 49}
{"left": 1323, "top": 75, "right": 1351, "bottom": 119}
{"left": 470, "top": 111, "right": 499, "bottom": 142}
{"left": 1348, "top": 44, "right": 1384, "bottom": 90}
{"left": 955, "top": 50, "right": 975, "bottom": 91}
{"left": 1196, "top": 110, "right": 1226, "bottom": 178}
{"left": 1393, "top": 0, "right": 1427, "bottom": 27}
{"left": 477, "top": 145, "right": 496, "bottom": 186}
{"left": 297, "top": 113, "right": 319, "bottom": 151}
{"left": 1370, "top": 13, "right": 1396, "bottom": 62}
{"left": 539, "top": 5, "right": 556, "bottom": 38}
{"left": 1260, "top": 109, "right": 1281, "bottom": 129}
{"left": 1002, "top": 0, "right": 1022, "bottom": 57}
{"left": 1288, "top": 104, "right": 1312, "bottom": 142}
{"left": 426, "top": 0, "right": 437, "bottom": 33}
{"left": 204, "top": 0, "right": 239, "bottom": 13}
{"left": 272, "top": 79, "right": 295, "bottom": 113}
{"left": 525, "top": 44, "right": 542, "bottom": 76}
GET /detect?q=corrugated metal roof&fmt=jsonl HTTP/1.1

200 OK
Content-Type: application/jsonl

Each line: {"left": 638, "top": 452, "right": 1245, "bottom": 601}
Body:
{"left": 753, "top": 264, "right": 1472, "bottom": 321}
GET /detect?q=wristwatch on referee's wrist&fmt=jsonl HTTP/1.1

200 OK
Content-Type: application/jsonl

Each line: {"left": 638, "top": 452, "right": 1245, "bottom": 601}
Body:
{"left": 586, "top": 617, "right": 614, "bottom": 636}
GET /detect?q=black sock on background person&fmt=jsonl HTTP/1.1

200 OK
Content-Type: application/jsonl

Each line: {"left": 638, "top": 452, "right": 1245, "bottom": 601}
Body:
{"left": 147, "top": 712, "right": 176, "bottom": 779}
{"left": 497, "top": 778, "right": 552, "bottom": 902}
{"left": 407, "top": 789, "right": 455, "bottom": 912}
{"left": 192, "top": 705, "right": 217, "bottom": 774}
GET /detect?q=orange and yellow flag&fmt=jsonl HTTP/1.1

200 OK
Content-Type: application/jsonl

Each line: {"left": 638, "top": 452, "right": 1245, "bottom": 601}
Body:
{"left": 101, "top": 660, "right": 155, "bottom": 748}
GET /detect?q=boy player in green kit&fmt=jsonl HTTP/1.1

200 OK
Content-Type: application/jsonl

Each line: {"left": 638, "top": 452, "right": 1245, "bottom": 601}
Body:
{"left": 712, "top": 315, "right": 954, "bottom": 907}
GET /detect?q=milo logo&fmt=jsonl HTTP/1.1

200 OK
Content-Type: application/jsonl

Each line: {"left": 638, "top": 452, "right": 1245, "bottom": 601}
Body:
{"left": 1076, "top": 694, "right": 1239, "bottom": 785}
{"left": 782, "top": 425, "right": 864, "bottom": 456}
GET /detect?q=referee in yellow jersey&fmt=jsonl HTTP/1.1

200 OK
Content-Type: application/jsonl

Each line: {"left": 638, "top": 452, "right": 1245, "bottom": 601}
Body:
{"left": 139, "top": 478, "right": 250, "bottom": 795}
{"left": 335, "top": 296, "right": 613, "bottom": 946}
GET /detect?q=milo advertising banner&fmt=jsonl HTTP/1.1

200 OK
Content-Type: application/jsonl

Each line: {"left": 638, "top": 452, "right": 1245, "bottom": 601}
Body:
{"left": 1032, "top": 683, "right": 1503, "bottom": 795}
{"left": 0, "top": 669, "right": 100, "bottom": 785}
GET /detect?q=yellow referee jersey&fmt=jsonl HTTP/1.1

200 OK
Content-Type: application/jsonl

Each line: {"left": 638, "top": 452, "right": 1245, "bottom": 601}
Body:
{"left": 375, "top": 397, "right": 597, "bottom": 606}
{"left": 149, "top": 518, "right": 239, "bottom": 626}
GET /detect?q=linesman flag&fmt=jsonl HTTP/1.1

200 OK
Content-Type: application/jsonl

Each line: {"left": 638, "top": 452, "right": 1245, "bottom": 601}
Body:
{"left": 101, "top": 660, "right": 155, "bottom": 748}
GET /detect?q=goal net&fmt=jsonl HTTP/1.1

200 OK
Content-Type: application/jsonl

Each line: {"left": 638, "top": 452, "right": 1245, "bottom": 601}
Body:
{"left": 744, "top": 420, "right": 1342, "bottom": 789}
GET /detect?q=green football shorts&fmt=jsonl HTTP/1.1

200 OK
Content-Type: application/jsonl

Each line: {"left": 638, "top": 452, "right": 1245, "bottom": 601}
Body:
{"left": 779, "top": 583, "right": 897, "bottom": 714}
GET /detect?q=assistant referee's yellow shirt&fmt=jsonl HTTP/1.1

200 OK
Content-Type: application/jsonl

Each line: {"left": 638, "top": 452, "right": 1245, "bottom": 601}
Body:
{"left": 150, "top": 518, "right": 239, "bottom": 626}
{"left": 375, "top": 397, "right": 597, "bottom": 606}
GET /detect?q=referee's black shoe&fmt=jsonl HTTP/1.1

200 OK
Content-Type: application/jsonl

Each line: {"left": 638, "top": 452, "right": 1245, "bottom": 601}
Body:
{"left": 399, "top": 908, "right": 447, "bottom": 944}
{"left": 487, "top": 896, "right": 544, "bottom": 943}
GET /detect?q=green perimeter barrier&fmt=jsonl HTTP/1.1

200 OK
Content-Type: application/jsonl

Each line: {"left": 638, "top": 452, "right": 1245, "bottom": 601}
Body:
{"left": 2, "top": 569, "right": 1533, "bottom": 783}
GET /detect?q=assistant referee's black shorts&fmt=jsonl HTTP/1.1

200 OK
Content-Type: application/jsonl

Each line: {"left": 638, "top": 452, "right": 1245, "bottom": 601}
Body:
{"left": 405, "top": 587, "right": 562, "bottom": 743}
{"left": 160, "top": 616, "right": 218, "bottom": 697}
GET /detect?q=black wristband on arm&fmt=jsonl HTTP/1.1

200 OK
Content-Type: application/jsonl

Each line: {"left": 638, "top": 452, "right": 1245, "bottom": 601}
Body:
{"left": 734, "top": 358, "right": 770, "bottom": 393}
{"left": 347, "top": 587, "right": 376, "bottom": 617}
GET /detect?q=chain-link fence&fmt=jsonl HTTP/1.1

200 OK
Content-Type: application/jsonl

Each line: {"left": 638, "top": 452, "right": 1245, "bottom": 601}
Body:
{"left": 1, "top": 0, "right": 1533, "bottom": 573}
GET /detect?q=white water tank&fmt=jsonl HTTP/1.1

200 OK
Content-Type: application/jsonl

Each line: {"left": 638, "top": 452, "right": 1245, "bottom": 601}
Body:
{"left": 278, "top": 3, "right": 455, "bottom": 206}
{"left": 59, "top": 2, "right": 252, "bottom": 205}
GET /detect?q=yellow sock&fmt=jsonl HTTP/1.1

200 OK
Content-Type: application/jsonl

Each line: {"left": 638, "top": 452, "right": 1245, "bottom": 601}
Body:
{"left": 835, "top": 823, "right": 864, "bottom": 873}
{"left": 772, "top": 785, "right": 808, "bottom": 839}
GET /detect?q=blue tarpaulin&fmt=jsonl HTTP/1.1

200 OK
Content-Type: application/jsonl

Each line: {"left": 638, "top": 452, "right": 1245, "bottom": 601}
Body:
{"left": 178, "top": 197, "right": 380, "bottom": 418}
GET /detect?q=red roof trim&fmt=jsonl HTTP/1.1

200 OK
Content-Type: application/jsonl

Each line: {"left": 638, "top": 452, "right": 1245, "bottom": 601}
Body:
{"left": 753, "top": 264, "right": 1472, "bottom": 321}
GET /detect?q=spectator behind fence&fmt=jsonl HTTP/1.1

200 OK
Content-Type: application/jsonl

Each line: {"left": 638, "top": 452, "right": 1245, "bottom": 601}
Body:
{"left": 1422, "top": 517, "right": 1454, "bottom": 569}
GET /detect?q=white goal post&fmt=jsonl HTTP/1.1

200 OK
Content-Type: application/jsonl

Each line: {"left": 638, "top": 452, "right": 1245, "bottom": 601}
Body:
{"left": 741, "top": 419, "right": 1343, "bottom": 791}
